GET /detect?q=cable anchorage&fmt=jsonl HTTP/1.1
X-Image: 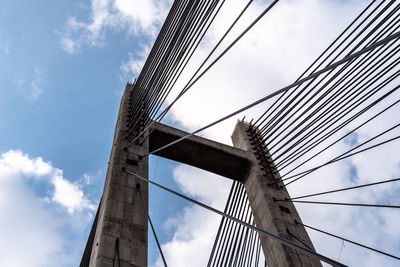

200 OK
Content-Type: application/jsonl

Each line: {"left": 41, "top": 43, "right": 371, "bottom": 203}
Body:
{"left": 246, "top": 124, "right": 279, "bottom": 182}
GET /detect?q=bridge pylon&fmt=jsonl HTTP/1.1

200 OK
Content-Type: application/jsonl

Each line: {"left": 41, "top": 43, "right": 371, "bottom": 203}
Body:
{"left": 80, "top": 84, "right": 322, "bottom": 267}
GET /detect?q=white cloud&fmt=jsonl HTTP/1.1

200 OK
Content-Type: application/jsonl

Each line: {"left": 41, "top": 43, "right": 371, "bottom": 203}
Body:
{"left": 1, "top": 149, "right": 53, "bottom": 177}
{"left": 52, "top": 172, "right": 96, "bottom": 213}
{"left": 59, "top": 0, "right": 170, "bottom": 54}
{"left": 114, "top": 0, "right": 163, "bottom": 32}
{"left": 0, "top": 174, "right": 63, "bottom": 267}
{"left": 29, "top": 66, "right": 45, "bottom": 100}
{"left": 173, "top": 165, "right": 232, "bottom": 207}
{"left": 16, "top": 66, "right": 45, "bottom": 100}
{"left": 120, "top": 48, "right": 149, "bottom": 82}
{"left": 82, "top": 172, "right": 96, "bottom": 185}
{"left": 0, "top": 149, "right": 95, "bottom": 212}
{"left": 152, "top": 166, "right": 231, "bottom": 267}
{"left": 60, "top": 36, "right": 76, "bottom": 54}
{"left": 157, "top": 206, "right": 221, "bottom": 267}
{"left": 0, "top": 150, "right": 96, "bottom": 266}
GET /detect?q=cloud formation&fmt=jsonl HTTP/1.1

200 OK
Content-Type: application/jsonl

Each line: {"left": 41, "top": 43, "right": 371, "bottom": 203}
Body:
{"left": 120, "top": 48, "right": 150, "bottom": 83}
{"left": 15, "top": 66, "right": 46, "bottom": 100}
{"left": 0, "top": 150, "right": 96, "bottom": 266}
{"left": 29, "top": 66, "right": 45, "bottom": 100}
{"left": 0, "top": 150, "right": 95, "bottom": 212}
{"left": 59, "top": 0, "right": 170, "bottom": 54}
{"left": 152, "top": 165, "right": 232, "bottom": 267}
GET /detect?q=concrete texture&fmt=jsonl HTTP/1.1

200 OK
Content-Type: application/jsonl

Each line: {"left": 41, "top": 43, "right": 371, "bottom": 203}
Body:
{"left": 88, "top": 84, "right": 148, "bottom": 267}
{"left": 149, "top": 122, "right": 252, "bottom": 182}
{"left": 232, "top": 121, "right": 322, "bottom": 267}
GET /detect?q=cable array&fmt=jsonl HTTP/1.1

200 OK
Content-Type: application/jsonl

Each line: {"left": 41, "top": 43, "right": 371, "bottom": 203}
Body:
{"left": 207, "top": 182, "right": 264, "bottom": 267}
{"left": 248, "top": 0, "right": 400, "bottom": 188}
{"left": 127, "top": 0, "right": 279, "bottom": 146}
{"left": 126, "top": 0, "right": 225, "bottom": 140}
{"left": 122, "top": 0, "right": 400, "bottom": 265}
{"left": 124, "top": 169, "right": 346, "bottom": 267}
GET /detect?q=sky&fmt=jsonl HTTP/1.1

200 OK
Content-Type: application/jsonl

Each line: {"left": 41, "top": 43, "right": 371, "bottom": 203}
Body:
{"left": 0, "top": 0, "right": 399, "bottom": 267}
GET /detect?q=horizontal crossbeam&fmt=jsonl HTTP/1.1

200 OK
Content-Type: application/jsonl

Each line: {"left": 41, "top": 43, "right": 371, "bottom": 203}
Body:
{"left": 149, "top": 122, "right": 252, "bottom": 182}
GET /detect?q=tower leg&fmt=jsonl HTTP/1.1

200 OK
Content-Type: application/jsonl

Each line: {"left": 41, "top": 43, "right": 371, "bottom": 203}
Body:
{"left": 232, "top": 121, "right": 322, "bottom": 267}
{"left": 89, "top": 85, "right": 149, "bottom": 267}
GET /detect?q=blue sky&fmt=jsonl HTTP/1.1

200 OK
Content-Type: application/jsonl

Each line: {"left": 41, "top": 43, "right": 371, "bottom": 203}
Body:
{"left": 0, "top": 0, "right": 222, "bottom": 265}
{"left": 1, "top": 0, "right": 400, "bottom": 266}
{"left": 0, "top": 0, "right": 177, "bottom": 265}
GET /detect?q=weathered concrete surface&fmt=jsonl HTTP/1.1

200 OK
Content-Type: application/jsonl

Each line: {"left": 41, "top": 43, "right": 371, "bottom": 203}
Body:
{"left": 149, "top": 122, "right": 252, "bottom": 182}
{"left": 232, "top": 121, "right": 322, "bottom": 267}
{"left": 88, "top": 84, "right": 148, "bottom": 267}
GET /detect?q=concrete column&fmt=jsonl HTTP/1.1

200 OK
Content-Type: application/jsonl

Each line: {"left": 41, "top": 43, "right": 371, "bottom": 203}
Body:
{"left": 231, "top": 121, "right": 322, "bottom": 267}
{"left": 89, "top": 84, "right": 148, "bottom": 267}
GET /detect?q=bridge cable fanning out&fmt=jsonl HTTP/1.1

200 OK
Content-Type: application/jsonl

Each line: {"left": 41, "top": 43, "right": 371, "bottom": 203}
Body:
{"left": 122, "top": 0, "right": 400, "bottom": 265}
{"left": 295, "top": 221, "right": 400, "bottom": 261}
{"left": 127, "top": 0, "right": 280, "bottom": 147}
{"left": 124, "top": 168, "right": 347, "bottom": 267}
